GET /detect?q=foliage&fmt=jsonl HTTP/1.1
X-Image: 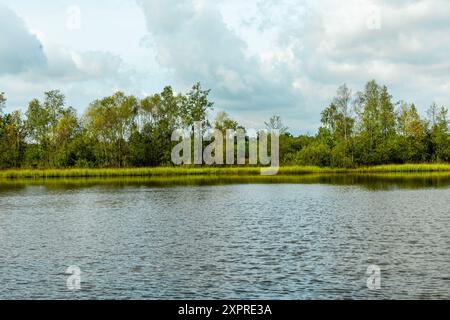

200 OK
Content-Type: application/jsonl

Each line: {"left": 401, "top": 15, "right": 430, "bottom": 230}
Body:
{"left": 0, "top": 81, "right": 449, "bottom": 170}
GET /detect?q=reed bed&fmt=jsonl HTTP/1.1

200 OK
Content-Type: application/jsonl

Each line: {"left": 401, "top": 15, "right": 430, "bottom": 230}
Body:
{"left": 0, "top": 163, "right": 449, "bottom": 179}
{"left": 354, "top": 163, "right": 450, "bottom": 173}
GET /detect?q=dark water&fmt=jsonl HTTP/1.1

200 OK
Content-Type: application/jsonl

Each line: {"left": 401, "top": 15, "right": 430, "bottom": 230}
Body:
{"left": 0, "top": 175, "right": 449, "bottom": 299}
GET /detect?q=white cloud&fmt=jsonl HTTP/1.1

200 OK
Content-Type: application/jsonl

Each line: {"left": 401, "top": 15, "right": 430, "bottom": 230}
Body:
{"left": 244, "top": 0, "right": 450, "bottom": 118}
{"left": 0, "top": 3, "right": 138, "bottom": 111}
{"left": 138, "top": 0, "right": 305, "bottom": 119}
{"left": 2, "top": 0, "right": 450, "bottom": 132}
{"left": 0, "top": 4, "right": 46, "bottom": 74}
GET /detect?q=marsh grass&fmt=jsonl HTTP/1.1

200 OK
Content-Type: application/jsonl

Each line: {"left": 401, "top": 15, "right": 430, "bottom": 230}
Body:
{"left": 1, "top": 172, "right": 450, "bottom": 192}
{"left": 0, "top": 163, "right": 449, "bottom": 179}
{"left": 354, "top": 163, "right": 450, "bottom": 172}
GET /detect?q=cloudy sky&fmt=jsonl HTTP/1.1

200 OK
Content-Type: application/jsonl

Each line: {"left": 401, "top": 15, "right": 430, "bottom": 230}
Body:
{"left": 1, "top": 0, "right": 450, "bottom": 133}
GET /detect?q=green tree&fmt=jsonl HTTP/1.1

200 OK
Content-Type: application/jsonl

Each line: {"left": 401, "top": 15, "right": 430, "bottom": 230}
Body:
{"left": 1, "top": 81, "right": 446, "bottom": 170}
{"left": 44, "top": 90, "right": 65, "bottom": 128}
{"left": 428, "top": 104, "right": 450, "bottom": 161}
{"left": 294, "top": 140, "right": 331, "bottom": 167}
{"left": 24, "top": 90, "right": 67, "bottom": 167}
{"left": 25, "top": 98, "right": 50, "bottom": 166}
{"left": 0, "top": 111, "right": 26, "bottom": 168}
{"left": 214, "top": 111, "right": 239, "bottom": 133}
{"left": 320, "top": 85, "right": 355, "bottom": 167}
{"left": 379, "top": 86, "right": 396, "bottom": 137}
{"left": 264, "top": 115, "right": 289, "bottom": 134}
{"left": 53, "top": 107, "right": 81, "bottom": 167}
{"left": 354, "top": 80, "right": 382, "bottom": 165}
{"left": 181, "top": 82, "right": 214, "bottom": 132}
{"left": 140, "top": 86, "right": 184, "bottom": 165}
{"left": 85, "top": 92, "right": 138, "bottom": 167}
{"left": 377, "top": 85, "right": 397, "bottom": 163}
{"left": 332, "top": 84, "right": 353, "bottom": 143}
{"left": 397, "top": 103, "right": 427, "bottom": 162}
{"left": 351, "top": 81, "right": 398, "bottom": 165}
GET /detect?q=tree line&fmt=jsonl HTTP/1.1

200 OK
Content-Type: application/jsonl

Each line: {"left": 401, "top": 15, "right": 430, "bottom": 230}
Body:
{"left": 285, "top": 80, "right": 449, "bottom": 167}
{"left": 0, "top": 80, "right": 449, "bottom": 169}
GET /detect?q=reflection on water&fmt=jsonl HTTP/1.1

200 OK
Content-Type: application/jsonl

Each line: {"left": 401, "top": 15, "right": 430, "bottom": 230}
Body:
{"left": 0, "top": 174, "right": 449, "bottom": 299}
{"left": 1, "top": 172, "right": 450, "bottom": 193}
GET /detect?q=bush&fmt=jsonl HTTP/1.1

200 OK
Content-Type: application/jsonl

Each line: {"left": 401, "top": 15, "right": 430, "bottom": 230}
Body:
{"left": 294, "top": 143, "right": 331, "bottom": 167}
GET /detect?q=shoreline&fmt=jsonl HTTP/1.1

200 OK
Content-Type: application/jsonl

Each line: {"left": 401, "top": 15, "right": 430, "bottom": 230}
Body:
{"left": 1, "top": 164, "right": 450, "bottom": 179}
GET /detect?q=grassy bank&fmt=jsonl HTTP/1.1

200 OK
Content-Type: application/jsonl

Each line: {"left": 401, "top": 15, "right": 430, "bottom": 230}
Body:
{"left": 1, "top": 172, "right": 450, "bottom": 190}
{"left": 0, "top": 163, "right": 449, "bottom": 179}
{"left": 353, "top": 163, "right": 450, "bottom": 173}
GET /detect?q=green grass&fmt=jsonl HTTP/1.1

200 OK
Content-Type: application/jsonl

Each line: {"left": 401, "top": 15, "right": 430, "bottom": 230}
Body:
{"left": 0, "top": 163, "right": 449, "bottom": 179}
{"left": 0, "top": 166, "right": 329, "bottom": 179}
{"left": 353, "top": 163, "right": 450, "bottom": 173}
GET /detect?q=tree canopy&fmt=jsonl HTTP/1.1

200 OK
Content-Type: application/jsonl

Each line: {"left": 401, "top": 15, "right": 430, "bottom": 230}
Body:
{"left": 0, "top": 80, "right": 449, "bottom": 169}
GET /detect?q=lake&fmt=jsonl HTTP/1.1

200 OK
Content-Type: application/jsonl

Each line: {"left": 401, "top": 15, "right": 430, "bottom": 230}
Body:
{"left": 1, "top": 174, "right": 449, "bottom": 299}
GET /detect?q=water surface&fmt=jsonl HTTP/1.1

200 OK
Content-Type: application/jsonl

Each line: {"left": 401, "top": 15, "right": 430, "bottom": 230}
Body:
{"left": 1, "top": 174, "right": 449, "bottom": 299}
